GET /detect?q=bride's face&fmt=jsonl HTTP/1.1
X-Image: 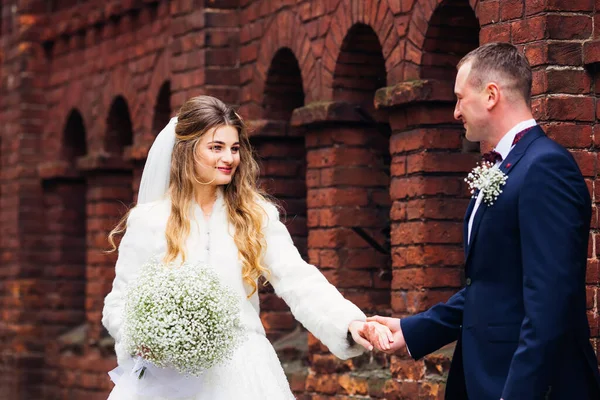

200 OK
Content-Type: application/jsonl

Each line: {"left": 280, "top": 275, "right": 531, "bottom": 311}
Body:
{"left": 194, "top": 125, "right": 241, "bottom": 186}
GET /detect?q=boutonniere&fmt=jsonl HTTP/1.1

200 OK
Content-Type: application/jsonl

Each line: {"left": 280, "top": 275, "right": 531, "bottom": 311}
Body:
{"left": 464, "top": 161, "right": 508, "bottom": 206}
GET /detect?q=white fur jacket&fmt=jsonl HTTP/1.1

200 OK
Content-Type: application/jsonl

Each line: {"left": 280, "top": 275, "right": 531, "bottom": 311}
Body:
{"left": 102, "top": 190, "right": 366, "bottom": 365}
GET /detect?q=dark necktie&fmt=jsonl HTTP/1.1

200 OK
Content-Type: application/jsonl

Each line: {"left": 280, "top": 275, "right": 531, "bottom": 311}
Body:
{"left": 482, "top": 150, "right": 502, "bottom": 163}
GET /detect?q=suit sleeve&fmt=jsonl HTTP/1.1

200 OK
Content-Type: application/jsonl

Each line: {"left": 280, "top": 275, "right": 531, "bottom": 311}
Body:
{"left": 261, "top": 202, "right": 367, "bottom": 360}
{"left": 400, "top": 288, "right": 465, "bottom": 360}
{"left": 502, "top": 153, "right": 591, "bottom": 399}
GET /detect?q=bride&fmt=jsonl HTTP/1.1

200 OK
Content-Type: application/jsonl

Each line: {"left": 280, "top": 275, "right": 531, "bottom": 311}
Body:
{"left": 102, "top": 95, "right": 391, "bottom": 399}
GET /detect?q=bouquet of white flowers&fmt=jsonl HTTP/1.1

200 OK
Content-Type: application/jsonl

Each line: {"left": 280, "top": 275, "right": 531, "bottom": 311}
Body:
{"left": 122, "top": 259, "right": 246, "bottom": 379}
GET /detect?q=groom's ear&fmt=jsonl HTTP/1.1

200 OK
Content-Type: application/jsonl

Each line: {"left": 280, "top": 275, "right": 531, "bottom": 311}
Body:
{"left": 484, "top": 82, "right": 500, "bottom": 111}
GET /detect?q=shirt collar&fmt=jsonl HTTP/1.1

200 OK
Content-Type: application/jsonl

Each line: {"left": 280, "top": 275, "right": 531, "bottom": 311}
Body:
{"left": 494, "top": 119, "right": 537, "bottom": 161}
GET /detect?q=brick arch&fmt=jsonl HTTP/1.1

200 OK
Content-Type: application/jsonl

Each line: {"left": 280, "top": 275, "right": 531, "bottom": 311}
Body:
{"left": 321, "top": 0, "right": 399, "bottom": 99}
{"left": 46, "top": 81, "right": 93, "bottom": 162}
{"left": 105, "top": 96, "right": 134, "bottom": 155}
{"left": 144, "top": 50, "right": 171, "bottom": 140}
{"left": 61, "top": 109, "right": 87, "bottom": 162}
{"left": 331, "top": 23, "right": 387, "bottom": 109}
{"left": 252, "top": 10, "right": 317, "bottom": 113}
{"left": 263, "top": 48, "right": 305, "bottom": 122}
{"left": 404, "top": 0, "right": 480, "bottom": 79}
{"left": 97, "top": 65, "right": 142, "bottom": 152}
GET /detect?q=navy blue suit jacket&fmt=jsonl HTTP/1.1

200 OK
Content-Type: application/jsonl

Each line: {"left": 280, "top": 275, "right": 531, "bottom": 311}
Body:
{"left": 401, "top": 126, "right": 600, "bottom": 399}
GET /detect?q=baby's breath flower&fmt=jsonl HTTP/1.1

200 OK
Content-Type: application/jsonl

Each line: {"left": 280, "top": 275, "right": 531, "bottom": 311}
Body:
{"left": 122, "top": 259, "right": 246, "bottom": 377}
{"left": 464, "top": 161, "right": 508, "bottom": 206}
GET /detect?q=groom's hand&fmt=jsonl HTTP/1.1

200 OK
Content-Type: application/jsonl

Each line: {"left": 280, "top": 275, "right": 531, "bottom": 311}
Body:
{"left": 348, "top": 320, "right": 394, "bottom": 351}
{"left": 366, "top": 315, "right": 406, "bottom": 354}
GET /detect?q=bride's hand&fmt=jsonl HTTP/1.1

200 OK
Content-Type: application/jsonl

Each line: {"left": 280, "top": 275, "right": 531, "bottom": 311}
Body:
{"left": 348, "top": 320, "right": 394, "bottom": 351}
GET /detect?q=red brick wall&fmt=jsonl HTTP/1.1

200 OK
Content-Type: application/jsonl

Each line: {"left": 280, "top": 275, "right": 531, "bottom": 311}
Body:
{"left": 1, "top": 0, "right": 599, "bottom": 399}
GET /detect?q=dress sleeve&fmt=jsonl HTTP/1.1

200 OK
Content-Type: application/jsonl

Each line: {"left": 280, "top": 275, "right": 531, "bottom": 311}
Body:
{"left": 102, "top": 205, "right": 154, "bottom": 342}
{"left": 261, "top": 202, "right": 366, "bottom": 360}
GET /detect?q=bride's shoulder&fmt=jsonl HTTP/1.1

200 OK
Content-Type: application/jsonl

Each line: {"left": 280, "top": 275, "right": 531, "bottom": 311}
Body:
{"left": 255, "top": 195, "right": 281, "bottom": 225}
{"left": 127, "top": 198, "right": 170, "bottom": 229}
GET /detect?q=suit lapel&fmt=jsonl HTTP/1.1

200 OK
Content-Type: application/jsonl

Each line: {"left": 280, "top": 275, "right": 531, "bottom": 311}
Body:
{"left": 465, "top": 126, "right": 545, "bottom": 263}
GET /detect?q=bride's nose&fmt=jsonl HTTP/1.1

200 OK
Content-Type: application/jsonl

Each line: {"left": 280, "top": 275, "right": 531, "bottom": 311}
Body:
{"left": 220, "top": 150, "right": 233, "bottom": 164}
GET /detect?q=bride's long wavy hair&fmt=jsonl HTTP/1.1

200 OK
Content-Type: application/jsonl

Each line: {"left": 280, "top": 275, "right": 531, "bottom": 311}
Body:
{"left": 109, "top": 95, "right": 271, "bottom": 296}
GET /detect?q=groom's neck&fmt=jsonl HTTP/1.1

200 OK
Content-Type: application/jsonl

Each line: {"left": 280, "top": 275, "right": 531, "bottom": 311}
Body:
{"left": 487, "top": 104, "right": 535, "bottom": 147}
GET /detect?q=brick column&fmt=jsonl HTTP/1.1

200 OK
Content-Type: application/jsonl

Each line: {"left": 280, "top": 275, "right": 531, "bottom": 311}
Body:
{"left": 170, "top": 0, "right": 239, "bottom": 109}
{"left": 374, "top": 79, "right": 479, "bottom": 395}
{"left": 0, "top": 1, "right": 48, "bottom": 397}
{"left": 37, "top": 162, "right": 87, "bottom": 338}
{"left": 585, "top": 38, "right": 600, "bottom": 368}
{"left": 77, "top": 155, "right": 134, "bottom": 351}
{"left": 290, "top": 101, "right": 392, "bottom": 396}
{"left": 248, "top": 120, "right": 306, "bottom": 343}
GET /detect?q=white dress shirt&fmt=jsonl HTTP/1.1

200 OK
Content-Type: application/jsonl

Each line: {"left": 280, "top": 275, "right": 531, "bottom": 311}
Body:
{"left": 467, "top": 119, "right": 537, "bottom": 244}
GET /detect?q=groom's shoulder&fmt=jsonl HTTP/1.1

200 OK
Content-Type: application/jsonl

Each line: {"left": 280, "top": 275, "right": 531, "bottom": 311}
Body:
{"left": 528, "top": 127, "right": 576, "bottom": 162}
{"left": 524, "top": 127, "right": 582, "bottom": 176}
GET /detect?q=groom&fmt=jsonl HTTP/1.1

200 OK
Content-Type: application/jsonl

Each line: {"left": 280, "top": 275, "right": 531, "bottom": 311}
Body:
{"left": 368, "top": 42, "right": 600, "bottom": 399}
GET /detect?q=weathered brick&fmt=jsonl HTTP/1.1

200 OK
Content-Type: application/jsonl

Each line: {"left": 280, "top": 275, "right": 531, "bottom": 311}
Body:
{"left": 5, "top": 1, "right": 600, "bottom": 399}
{"left": 547, "top": 0, "right": 594, "bottom": 11}
{"left": 478, "top": 0, "right": 500, "bottom": 26}
{"left": 512, "top": 15, "right": 547, "bottom": 44}
{"left": 544, "top": 122, "right": 593, "bottom": 148}
{"left": 391, "top": 221, "right": 463, "bottom": 245}
{"left": 547, "top": 15, "right": 592, "bottom": 40}
{"left": 392, "top": 267, "right": 462, "bottom": 290}
{"left": 544, "top": 96, "right": 595, "bottom": 122}
{"left": 545, "top": 68, "right": 592, "bottom": 94}
{"left": 391, "top": 176, "right": 464, "bottom": 199}
{"left": 501, "top": 0, "right": 524, "bottom": 21}
{"left": 392, "top": 245, "right": 465, "bottom": 268}
{"left": 480, "top": 23, "right": 511, "bottom": 45}
{"left": 571, "top": 150, "right": 597, "bottom": 177}
{"left": 390, "top": 128, "right": 463, "bottom": 154}
{"left": 526, "top": 41, "right": 583, "bottom": 67}
{"left": 390, "top": 357, "right": 425, "bottom": 380}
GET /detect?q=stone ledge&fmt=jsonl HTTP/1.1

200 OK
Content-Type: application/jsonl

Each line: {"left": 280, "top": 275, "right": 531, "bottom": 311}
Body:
{"left": 290, "top": 101, "right": 367, "bottom": 127}
{"left": 423, "top": 342, "right": 454, "bottom": 379}
{"left": 374, "top": 79, "right": 455, "bottom": 109}
{"left": 246, "top": 119, "right": 300, "bottom": 138}
{"left": 124, "top": 143, "right": 152, "bottom": 161}
{"left": 76, "top": 152, "right": 133, "bottom": 172}
{"left": 38, "top": 160, "right": 82, "bottom": 180}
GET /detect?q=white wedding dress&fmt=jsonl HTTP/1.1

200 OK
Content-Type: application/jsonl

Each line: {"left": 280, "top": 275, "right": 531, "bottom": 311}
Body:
{"left": 102, "top": 190, "right": 366, "bottom": 399}
{"left": 107, "top": 333, "right": 293, "bottom": 399}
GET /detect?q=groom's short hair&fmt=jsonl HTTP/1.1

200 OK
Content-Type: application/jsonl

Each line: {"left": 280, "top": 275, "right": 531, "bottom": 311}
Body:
{"left": 458, "top": 42, "right": 532, "bottom": 107}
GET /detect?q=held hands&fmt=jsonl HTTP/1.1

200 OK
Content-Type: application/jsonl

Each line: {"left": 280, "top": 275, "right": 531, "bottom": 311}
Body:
{"left": 365, "top": 315, "right": 407, "bottom": 354}
{"left": 348, "top": 316, "right": 407, "bottom": 354}
{"left": 348, "top": 320, "right": 394, "bottom": 351}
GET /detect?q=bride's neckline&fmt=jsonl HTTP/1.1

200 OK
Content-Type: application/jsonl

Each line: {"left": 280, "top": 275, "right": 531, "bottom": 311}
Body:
{"left": 193, "top": 188, "right": 224, "bottom": 221}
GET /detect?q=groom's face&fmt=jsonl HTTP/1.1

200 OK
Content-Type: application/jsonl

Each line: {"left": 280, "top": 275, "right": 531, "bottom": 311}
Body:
{"left": 454, "top": 62, "right": 488, "bottom": 142}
